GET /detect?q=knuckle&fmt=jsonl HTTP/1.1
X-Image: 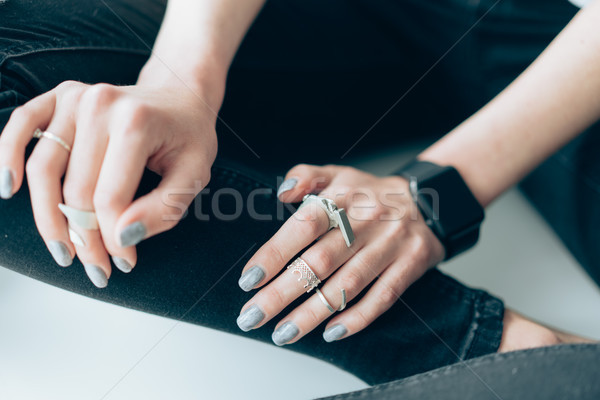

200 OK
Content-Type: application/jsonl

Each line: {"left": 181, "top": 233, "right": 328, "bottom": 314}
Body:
{"left": 410, "top": 235, "right": 429, "bottom": 260}
{"left": 265, "top": 244, "right": 286, "bottom": 268}
{"left": 376, "top": 286, "right": 400, "bottom": 307}
{"left": 390, "top": 220, "right": 409, "bottom": 237}
{"left": 56, "top": 80, "right": 81, "bottom": 92}
{"left": 353, "top": 308, "right": 371, "bottom": 328}
{"left": 266, "top": 285, "right": 286, "bottom": 308}
{"left": 296, "top": 216, "right": 323, "bottom": 238}
{"left": 111, "top": 100, "right": 154, "bottom": 141}
{"left": 81, "top": 84, "right": 117, "bottom": 110}
{"left": 361, "top": 202, "right": 385, "bottom": 221}
{"left": 92, "top": 189, "right": 124, "bottom": 212}
{"left": 26, "top": 153, "right": 58, "bottom": 177}
{"left": 158, "top": 208, "right": 181, "bottom": 230}
{"left": 25, "top": 155, "right": 42, "bottom": 176}
{"left": 62, "top": 181, "right": 93, "bottom": 205}
{"left": 303, "top": 305, "right": 322, "bottom": 326}
{"left": 308, "top": 248, "right": 332, "bottom": 272}
{"left": 118, "top": 100, "right": 152, "bottom": 129}
{"left": 339, "top": 270, "right": 364, "bottom": 294}
{"left": 196, "top": 167, "right": 211, "bottom": 188}
{"left": 290, "top": 163, "right": 312, "bottom": 177}
{"left": 10, "top": 105, "right": 33, "bottom": 124}
{"left": 334, "top": 165, "right": 353, "bottom": 177}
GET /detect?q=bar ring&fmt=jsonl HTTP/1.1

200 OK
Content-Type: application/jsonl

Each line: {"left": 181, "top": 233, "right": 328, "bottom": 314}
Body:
{"left": 299, "top": 194, "right": 355, "bottom": 247}
{"left": 33, "top": 128, "right": 72, "bottom": 153}
{"left": 287, "top": 257, "right": 321, "bottom": 293}
{"left": 316, "top": 288, "right": 347, "bottom": 313}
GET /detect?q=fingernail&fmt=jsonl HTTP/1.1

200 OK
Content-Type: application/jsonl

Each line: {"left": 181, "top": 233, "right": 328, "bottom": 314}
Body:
{"left": 84, "top": 264, "right": 108, "bottom": 288}
{"left": 112, "top": 256, "right": 133, "bottom": 273}
{"left": 323, "top": 324, "right": 347, "bottom": 343}
{"left": 238, "top": 265, "right": 265, "bottom": 292}
{"left": 272, "top": 321, "right": 299, "bottom": 346}
{"left": 0, "top": 167, "right": 14, "bottom": 199}
{"left": 277, "top": 178, "right": 298, "bottom": 198}
{"left": 236, "top": 304, "right": 265, "bottom": 332}
{"left": 120, "top": 222, "right": 146, "bottom": 247}
{"left": 48, "top": 241, "right": 72, "bottom": 267}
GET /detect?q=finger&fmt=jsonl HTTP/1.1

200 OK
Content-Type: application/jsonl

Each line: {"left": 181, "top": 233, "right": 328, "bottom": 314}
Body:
{"left": 237, "top": 198, "right": 335, "bottom": 292}
{"left": 0, "top": 91, "right": 56, "bottom": 198}
{"left": 93, "top": 99, "right": 157, "bottom": 271}
{"left": 270, "top": 243, "right": 392, "bottom": 346}
{"left": 236, "top": 224, "right": 362, "bottom": 333}
{"left": 62, "top": 105, "right": 112, "bottom": 288}
{"left": 115, "top": 146, "right": 211, "bottom": 248}
{"left": 322, "top": 255, "right": 424, "bottom": 342}
{"left": 25, "top": 111, "right": 75, "bottom": 267}
{"left": 276, "top": 164, "right": 346, "bottom": 202}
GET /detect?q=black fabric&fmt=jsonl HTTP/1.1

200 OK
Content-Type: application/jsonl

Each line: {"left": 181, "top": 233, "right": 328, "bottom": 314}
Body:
{"left": 319, "top": 343, "right": 600, "bottom": 400}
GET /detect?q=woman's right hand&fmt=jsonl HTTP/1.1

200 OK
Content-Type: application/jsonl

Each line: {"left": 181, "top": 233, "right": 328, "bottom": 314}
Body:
{"left": 0, "top": 79, "right": 219, "bottom": 287}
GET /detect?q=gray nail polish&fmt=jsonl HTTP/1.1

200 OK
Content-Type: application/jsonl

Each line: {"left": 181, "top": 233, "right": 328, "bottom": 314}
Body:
{"left": 112, "top": 256, "right": 133, "bottom": 273}
{"left": 238, "top": 265, "right": 265, "bottom": 292}
{"left": 277, "top": 178, "right": 298, "bottom": 198}
{"left": 237, "top": 304, "right": 265, "bottom": 332}
{"left": 120, "top": 222, "right": 146, "bottom": 247}
{"left": 48, "top": 241, "right": 72, "bottom": 267}
{"left": 272, "top": 321, "right": 299, "bottom": 346}
{"left": 323, "top": 324, "right": 347, "bottom": 343}
{"left": 84, "top": 264, "right": 108, "bottom": 288}
{"left": 0, "top": 167, "right": 13, "bottom": 199}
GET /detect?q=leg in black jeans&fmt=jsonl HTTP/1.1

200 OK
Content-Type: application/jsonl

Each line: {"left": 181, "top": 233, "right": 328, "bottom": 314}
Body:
{"left": 320, "top": 344, "right": 600, "bottom": 400}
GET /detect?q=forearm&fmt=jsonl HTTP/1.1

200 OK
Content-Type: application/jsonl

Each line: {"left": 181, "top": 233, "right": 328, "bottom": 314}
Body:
{"left": 137, "top": 0, "right": 266, "bottom": 104}
{"left": 420, "top": 1, "right": 600, "bottom": 207}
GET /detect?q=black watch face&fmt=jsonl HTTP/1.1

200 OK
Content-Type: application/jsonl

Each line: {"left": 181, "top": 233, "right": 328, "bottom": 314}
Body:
{"left": 415, "top": 167, "right": 483, "bottom": 238}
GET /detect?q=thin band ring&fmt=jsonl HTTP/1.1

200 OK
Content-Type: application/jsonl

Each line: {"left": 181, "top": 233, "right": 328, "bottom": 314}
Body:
{"left": 287, "top": 257, "right": 321, "bottom": 293}
{"left": 316, "top": 288, "right": 347, "bottom": 313}
{"left": 33, "top": 128, "right": 72, "bottom": 153}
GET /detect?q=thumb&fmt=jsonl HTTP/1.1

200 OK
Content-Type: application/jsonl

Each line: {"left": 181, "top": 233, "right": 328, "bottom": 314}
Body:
{"left": 276, "top": 163, "right": 344, "bottom": 203}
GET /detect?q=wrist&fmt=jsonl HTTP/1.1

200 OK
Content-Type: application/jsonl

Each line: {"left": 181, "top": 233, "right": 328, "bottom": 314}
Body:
{"left": 393, "top": 159, "right": 484, "bottom": 261}
{"left": 137, "top": 55, "right": 227, "bottom": 110}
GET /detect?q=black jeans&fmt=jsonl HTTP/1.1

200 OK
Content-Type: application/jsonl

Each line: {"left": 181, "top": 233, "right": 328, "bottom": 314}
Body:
{"left": 0, "top": 0, "right": 598, "bottom": 397}
{"left": 319, "top": 344, "right": 600, "bottom": 400}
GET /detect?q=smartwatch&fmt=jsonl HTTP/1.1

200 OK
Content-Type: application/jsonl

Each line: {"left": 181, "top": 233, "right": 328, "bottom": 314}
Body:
{"left": 395, "top": 160, "right": 484, "bottom": 260}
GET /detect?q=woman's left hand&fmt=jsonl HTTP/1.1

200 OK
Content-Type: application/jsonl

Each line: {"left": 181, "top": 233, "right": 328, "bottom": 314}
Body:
{"left": 236, "top": 164, "right": 446, "bottom": 345}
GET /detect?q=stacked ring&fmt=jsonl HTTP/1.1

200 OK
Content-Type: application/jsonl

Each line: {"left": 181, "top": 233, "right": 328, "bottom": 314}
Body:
{"left": 287, "top": 257, "right": 348, "bottom": 313}
{"left": 287, "top": 257, "right": 321, "bottom": 293}
{"left": 316, "top": 288, "right": 347, "bottom": 313}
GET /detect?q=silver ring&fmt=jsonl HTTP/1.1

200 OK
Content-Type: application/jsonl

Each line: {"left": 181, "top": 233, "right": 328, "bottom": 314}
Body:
{"left": 316, "top": 288, "right": 347, "bottom": 313}
{"left": 287, "top": 257, "right": 321, "bottom": 293}
{"left": 299, "top": 194, "right": 355, "bottom": 247}
{"left": 33, "top": 128, "right": 72, "bottom": 153}
{"left": 58, "top": 203, "right": 99, "bottom": 246}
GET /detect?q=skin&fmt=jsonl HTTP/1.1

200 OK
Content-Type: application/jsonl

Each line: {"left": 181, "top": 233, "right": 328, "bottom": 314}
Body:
{"left": 0, "top": 0, "right": 598, "bottom": 349}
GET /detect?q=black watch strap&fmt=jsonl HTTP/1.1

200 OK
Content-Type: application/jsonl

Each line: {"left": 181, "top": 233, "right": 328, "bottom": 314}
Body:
{"left": 396, "top": 160, "right": 484, "bottom": 260}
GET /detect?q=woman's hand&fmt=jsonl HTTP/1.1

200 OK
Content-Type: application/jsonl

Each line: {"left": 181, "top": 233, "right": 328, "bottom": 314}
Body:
{"left": 0, "top": 80, "right": 218, "bottom": 286}
{"left": 236, "top": 164, "right": 446, "bottom": 344}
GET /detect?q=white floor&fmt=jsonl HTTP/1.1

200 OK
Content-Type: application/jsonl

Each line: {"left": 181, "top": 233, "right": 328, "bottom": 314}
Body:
{"left": 1, "top": 149, "right": 600, "bottom": 400}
